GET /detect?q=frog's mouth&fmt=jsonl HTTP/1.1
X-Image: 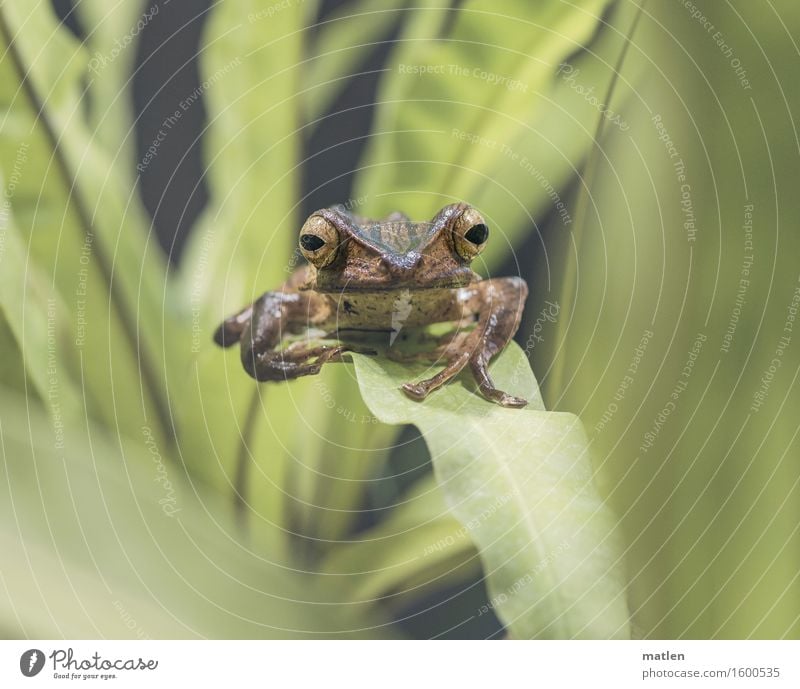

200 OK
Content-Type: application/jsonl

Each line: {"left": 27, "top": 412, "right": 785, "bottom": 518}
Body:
{"left": 312, "top": 273, "right": 477, "bottom": 293}
{"left": 312, "top": 260, "right": 480, "bottom": 292}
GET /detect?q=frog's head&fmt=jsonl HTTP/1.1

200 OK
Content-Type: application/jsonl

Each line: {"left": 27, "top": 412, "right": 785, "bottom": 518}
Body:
{"left": 297, "top": 203, "right": 489, "bottom": 291}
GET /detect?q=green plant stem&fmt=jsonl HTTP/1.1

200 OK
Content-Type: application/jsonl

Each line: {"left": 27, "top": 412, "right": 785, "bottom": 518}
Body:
{"left": 548, "top": 0, "right": 647, "bottom": 402}
{"left": 233, "top": 389, "right": 260, "bottom": 532}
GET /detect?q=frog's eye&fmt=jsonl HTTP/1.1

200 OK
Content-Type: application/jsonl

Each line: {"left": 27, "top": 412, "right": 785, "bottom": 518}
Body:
{"left": 299, "top": 215, "right": 339, "bottom": 268}
{"left": 453, "top": 207, "right": 489, "bottom": 261}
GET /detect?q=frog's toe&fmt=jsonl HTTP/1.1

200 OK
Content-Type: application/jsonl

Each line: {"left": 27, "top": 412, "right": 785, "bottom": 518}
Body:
{"left": 475, "top": 384, "right": 528, "bottom": 408}
{"left": 401, "top": 382, "right": 429, "bottom": 401}
{"left": 497, "top": 393, "right": 528, "bottom": 408}
{"left": 400, "top": 352, "right": 471, "bottom": 402}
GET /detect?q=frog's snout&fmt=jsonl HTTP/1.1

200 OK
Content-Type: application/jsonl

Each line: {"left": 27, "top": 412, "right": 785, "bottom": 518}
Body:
{"left": 380, "top": 251, "right": 422, "bottom": 279}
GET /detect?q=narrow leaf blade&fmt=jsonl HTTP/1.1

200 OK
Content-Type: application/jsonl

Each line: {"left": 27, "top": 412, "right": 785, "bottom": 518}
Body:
{"left": 351, "top": 343, "right": 630, "bottom": 638}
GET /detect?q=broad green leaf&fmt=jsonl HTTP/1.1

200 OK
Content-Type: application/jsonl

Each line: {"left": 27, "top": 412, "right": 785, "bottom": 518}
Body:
{"left": 179, "top": 0, "right": 312, "bottom": 310}
{"left": 172, "top": 0, "right": 313, "bottom": 527}
{"left": 0, "top": 1, "right": 175, "bottom": 450}
{"left": 545, "top": 1, "right": 800, "bottom": 637}
{"left": 0, "top": 320, "right": 27, "bottom": 395}
{"left": 0, "top": 174, "right": 80, "bottom": 416}
{"left": 77, "top": 0, "right": 152, "bottom": 173}
{"left": 351, "top": 343, "right": 630, "bottom": 638}
{"left": 0, "top": 389, "right": 390, "bottom": 638}
{"left": 354, "top": 0, "right": 619, "bottom": 269}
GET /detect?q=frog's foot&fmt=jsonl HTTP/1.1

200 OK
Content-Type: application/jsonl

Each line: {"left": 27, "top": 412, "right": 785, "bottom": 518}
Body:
{"left": 246, "top": 343, "right": 358, "bottom": 381}
{"left": 285, "top": 341, "right": 377, "bottom": 362}
{"left": 467, "top": 353, "right": 528, "bottom": 408}
{"left": 401, "top": 352, "right": 470, "bottom": 400}
{"left": 214, "top": 304, "right": 253, "bottom": 347}
{"left": 400, "top": 276, "right": 529, "bottom": 408}
{"left": 400, "top": 351, "right": 526, "bottom": 407}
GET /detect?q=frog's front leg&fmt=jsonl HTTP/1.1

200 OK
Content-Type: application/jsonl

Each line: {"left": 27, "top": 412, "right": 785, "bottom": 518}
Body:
{"left": 214, "top": 288, "right": 340, "bottom": 382}
{"left": 401, "top": 276, "right": 529, "bottom": 408}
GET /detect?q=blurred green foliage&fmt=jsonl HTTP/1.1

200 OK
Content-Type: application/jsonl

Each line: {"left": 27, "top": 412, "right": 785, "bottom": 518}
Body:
{"left": 538, "top": 1, "right": 800, "bottom": 638}
{"left": 0, "top": 0, "right": 797, "bottom": 639}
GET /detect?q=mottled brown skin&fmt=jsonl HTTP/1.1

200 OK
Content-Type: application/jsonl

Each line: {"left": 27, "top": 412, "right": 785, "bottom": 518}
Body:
{"left": 214, "top": 203, "right": 529, "bottom": 407}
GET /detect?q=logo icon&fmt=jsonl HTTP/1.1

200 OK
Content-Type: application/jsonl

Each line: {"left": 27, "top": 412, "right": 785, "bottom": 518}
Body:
{"left": 20, "top": 649, "right": 45, "bottom": 677}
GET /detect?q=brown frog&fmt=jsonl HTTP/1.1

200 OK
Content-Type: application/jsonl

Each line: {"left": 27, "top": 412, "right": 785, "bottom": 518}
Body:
{"left": 214, "top": 203, "right": 529, "bottom": 407}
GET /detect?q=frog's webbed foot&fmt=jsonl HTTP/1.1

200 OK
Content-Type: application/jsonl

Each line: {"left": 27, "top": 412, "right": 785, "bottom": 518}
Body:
{"left": 214, "top": 304, "right": 253, "bottom": 348}
{"left": 214, "top": 280, "right": 351, "bottom": 382}
{"left": 249, "top": 343, "right": 357, "bottom": 381}
{"left": 400, "top": 276, "right": 529, "bottom": 408}
{"left": 401, "top": 352, "right": 470, "bottom": 400}
{"left": 467, "top": 353, "right": 528, "bottom": 408}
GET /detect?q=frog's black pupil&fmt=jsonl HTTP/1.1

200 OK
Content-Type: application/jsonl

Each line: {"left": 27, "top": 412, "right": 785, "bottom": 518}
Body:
{"left": 300, "top": 234, "right": 325, "bottom": 251}
{"left": 464, "top": 223, "right": 489, "bottom": 245}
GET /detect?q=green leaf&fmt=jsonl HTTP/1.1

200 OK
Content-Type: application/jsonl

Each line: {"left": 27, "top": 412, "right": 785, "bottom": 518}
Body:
{"left": 77, "top": 0, "right": 153, "bottom": 174}
{"left": 350, "top": 343, "right": 630, "bottom": 638}
{"left": 544, "top": 0, "right": 800, "bottom": 638}
{"left": 0, "top": 174, "right": 80, "bottom": 416}
{"left": 0, "top": 1, "right": 176, "bottom": 449}
{"left": 171, "top": 0, "right": 313, "bottom": 532}
{"left": 0, "top": 389, "right": 390, "bottom": 638}
{"left": 179, "top": 0, "right": 310, "bottom": 310}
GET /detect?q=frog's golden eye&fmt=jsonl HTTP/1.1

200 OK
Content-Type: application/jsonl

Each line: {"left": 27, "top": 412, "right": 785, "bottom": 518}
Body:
{"left": 453, "top": 207, "right": 489, "bottom": 261}
{"left": 299, "top": 215, "right": 339, "bottom": 268}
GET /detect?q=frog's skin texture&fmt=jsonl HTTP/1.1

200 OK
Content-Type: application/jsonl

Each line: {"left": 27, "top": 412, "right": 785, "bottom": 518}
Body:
{"left": 214, "top": 203, "right": 529, "bottom": 407}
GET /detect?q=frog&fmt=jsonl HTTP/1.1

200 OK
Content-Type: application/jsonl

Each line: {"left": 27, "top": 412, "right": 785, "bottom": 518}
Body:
{"left": 213, "top": 202, "right": 529, "bottom": 408}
